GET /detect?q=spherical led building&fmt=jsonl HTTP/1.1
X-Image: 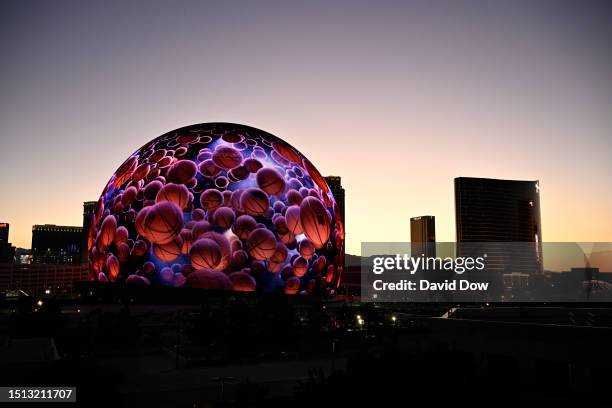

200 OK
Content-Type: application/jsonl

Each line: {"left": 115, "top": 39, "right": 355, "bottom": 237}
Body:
{"left": 88, "top": 123, "right": 345, "bottom": 295}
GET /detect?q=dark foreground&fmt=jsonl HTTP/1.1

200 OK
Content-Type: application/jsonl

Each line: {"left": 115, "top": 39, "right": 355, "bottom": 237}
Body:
{"left": 1, "top": 294, "right": 612, "bottom": 407}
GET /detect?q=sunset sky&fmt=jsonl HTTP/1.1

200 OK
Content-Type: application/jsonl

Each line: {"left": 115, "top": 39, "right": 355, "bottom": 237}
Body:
{"left": 1, "top": 0, "right": 611, "bottom": 255}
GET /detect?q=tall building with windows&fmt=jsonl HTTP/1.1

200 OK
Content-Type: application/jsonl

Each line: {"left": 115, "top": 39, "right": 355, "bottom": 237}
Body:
{"left": 0, "top": 223, "right": 15, "bottom": 263}
{"left": 324, "top": 176, "right": 345, "bottom": 228}
{"left": 82, "top": 201, "right": 97, "bottom": 263}
{"left": 32, "top": 225, "right": 83, "bottom": 264}
{"left": 455, "top": 177, "right": 543, "bottom": 274}
{"left": 410, "top": 216, "right": 436, "bottom": 258}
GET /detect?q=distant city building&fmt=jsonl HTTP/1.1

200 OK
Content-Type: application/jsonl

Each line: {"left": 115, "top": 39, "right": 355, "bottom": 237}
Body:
{"left": 410, "top": 216, "right": 436, "bottom": 258}
{"left": 0, "top": 263, "right": 88, "bottom": 297}
{"left": 570, "top": 267, "right": 600, "bottom": 282}
{"left": 82, "top": 201, "right": 97, "bottom": 263}
{"left": 455, "top": 177, "right": 543, "bottom": 274}
{"left": 0, "top": 223, "right": 15, "bottom": 263}
{"left": 324, "top": 176, "right": 345, "bottom": 228}
{"left": 31, "top": 225, "right": 83, "bottom": 264}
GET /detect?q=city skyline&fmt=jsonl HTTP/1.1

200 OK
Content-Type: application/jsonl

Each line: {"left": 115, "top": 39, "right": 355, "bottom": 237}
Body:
{"left": 1, "top": 0, "right": 611, "bottom": 255}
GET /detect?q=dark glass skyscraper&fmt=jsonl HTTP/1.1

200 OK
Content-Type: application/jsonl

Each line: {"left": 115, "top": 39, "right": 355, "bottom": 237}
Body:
{"left": 410, "top": 216, "right": 436, "bottom": 258}
{"left": 32, "top": 225, "right": 83, "bottom": 264}
{"left": 82, "top": 201, "right": 97, "bottom": 263}
{"left": 324, "top": 176, "right": 345, "bottom": 228}
{"left": 0, "top": 223, "right": 14, "bottom": 263}
{"left": 455, "top": 177, "right": 543, "bottom": 274}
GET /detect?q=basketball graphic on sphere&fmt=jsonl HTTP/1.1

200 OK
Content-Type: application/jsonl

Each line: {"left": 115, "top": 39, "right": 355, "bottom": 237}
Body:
{"left": 132, "top": 163, "right": 149, "bottom": 181}
{"left": 240, "top": 188, "right": 269, "bottom": 216}
{"left": 190, "top": 238, "right": 222, "bottom": 270}
{"left": 121, "top": 186, "right": 138, "bottom": 206}
{"left": 299, "top": 196, "right": 331, "bottom": 249}
{"left": 212, "top": 145, "right": 243, "bottom": 169}
{"left": 116, "top": 242, "right": 130, "bottom": 262}
{"left": 284, "top": 205, "right": 303, "bottom": 235}
{"left": 144, "top": 201, "right": 184, "bottom": 245}
{"left": 200, "top": 231, "right": 232, "bottom": 271}
{"left": 106, "top": 254, "right": 120, "bottom": 281}
{"left": 200, "top": 189, "right": 223, "bottom": 210}
{"left": 167, "top": 160, "right": 197, "bottom": 184}
{"left": 285, "top": 276, "right": 301, "bottom": 295}
{"left": 286, "top": 190, "right": 303, "bottom": 206}
{"left": 132, "top": 239, "right": 148, "bottom": 257}
{"left": 153, "top": 237, "right": 183, "bottom": 262}
{"left": 246, "top": 228, "right": 277, "bottom": 260}
{"left": 156, "top": 183, "right": 190, "bottom": 209}
{"left": 232, "top": 249, "right": 248, "bottom": 266}
{"left": 114, "top": 226, "right": 129, "bottom": 245}
{"left": 256, "top": 168, "right": 286, "bottom": 196}
{"left": 126, "top": 275, "right": 151, "bottom": 285}
{"left": 143, "top": 180, "right": 164, "bottom": 200}
{"left": 292, "top": 256, "right": 308, "bottom": 277}
{"left": 186, "top": 269, "right": 233, "bottom": 290}
{"left": 243, "top": 158, "right": 263, "bottom": 173}
{"left": 89, "top": 123, "right": 344, "bottom": 294}
{"left": 229, "top": 271, "right": 256, "bottom": 292}
{"left": 198, "top": 159, "right": 221, "bottom": 178}
{"left": 232, "top": 215, "right": 257, "bottom": 240}
{"left": 271, "top": 242, "right": 288, "bottom": 264}
{"left": 299, "top": 239, "right": 316, "bottom": 260}
{"left": 191, "top": 220, "right": 213, "bottom": 240}
{"left": 212, "top": 206, "right": 235, "bottom": 230}
{"left": 100, "top": 215, "right": 117, "bottom": 248}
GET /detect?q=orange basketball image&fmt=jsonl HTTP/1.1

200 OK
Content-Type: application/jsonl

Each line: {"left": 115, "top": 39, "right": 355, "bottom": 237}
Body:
{"left": 243, "top": 158, "right": 263, "bottom": 173}
{"left": 185, "top": 269, "right": 232, "bottom": 290}
{"left": 256, "top": 168, "right": 286, "bottom": 196}
{"left": 153, "top": 237, "right": 183, "bottom": 262}
{"left": 271, "top": 242, "right": 288, "bottom": 264}
{"left": 199, "top": 231, "right": 231, "bottom": 271}
{"left": 106, "top": 254, "right": 120, "bottom": 281}
{"left": 299, "top": 196, "right": 331, "bottom": 249}
{"left": 229, "top": 271, "right": 256, "bottom": 292}
{"left": 132, "top": 162, "right": 149, "bottom": 182}
{"left": 284, "top": 205, "right": 303, "bottom": 235}
{"left": 198, "top": 159, "right": 222, "bottom": 178}
{"left": 143, "top": 201, "right": 184, "bottom": 244}
{"left": 176, "top": 133, "right": 199, "bottom": 144}
{"left": 246, "top": 228, "right": 277, "bottom": 260}
{"left": 286, "top": 189, "right": 303, "bottom": 206}
{"left": 240, "top": 188, "right": 269, "bottom": 216}
{"left": 114, "top": 226, "right": 129, "bottom": 245}
{"left": 100, "top": 215, "right": 117, "bottom": 248}
{"left": 156, "top": 183, "right": 190, "bottom": 209}
{"left": 167, "top": 160, "right": 197, "bottom": 184}
{"left": 298, "top": 239, "right": 315, "bottom": 260}
{"left": 126, "top": 275, "right": 151, "bottom": 285}
{"left": 232, "top": 215, "right": 257, "bottom": 239}
{"left": 292, "top": 256, "right": 308, "bottom": 277}
{"left": 285, "top": 276, "right": 300, "bottom": 294}
{"left": 190, "top": 238, "right": 222, "bottom": 270}
{"left": 191, "top": 220, "right": 213, "bottom": 240}
{"left": 121, "top": 186, "right": 138, "bottom": 207}
{"left": 212, "top": 145, "right": 242, "bottom": 169}
{"left": 143, "top": 180, "right": 164, "bottom": 200}
{"left": 131, "top": 240, "right": 148, "bottom": 257}
{"left": 200, "top": 189, "right": 223, "bottom": 211}
{"left": 212, "top": 206, "right": 235, "bottom": 230}
{"left": 134, "top": 208, "right": 150, "bottom": 239}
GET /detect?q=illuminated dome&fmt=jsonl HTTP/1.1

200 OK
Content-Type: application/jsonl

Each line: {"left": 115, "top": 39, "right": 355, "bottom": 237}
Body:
{"left": 88, "top": 123, "right": 345, "bottom": 295}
